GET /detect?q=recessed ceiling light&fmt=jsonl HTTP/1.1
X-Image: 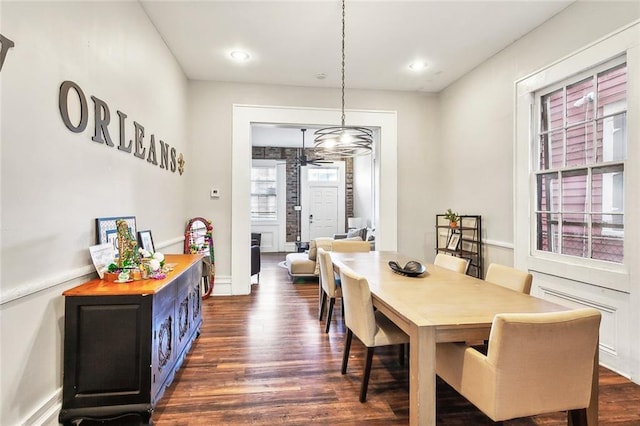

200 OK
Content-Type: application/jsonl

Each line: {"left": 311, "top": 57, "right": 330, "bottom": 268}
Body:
{"left": 409, "top": 61, "right": 427, "bottom": 72}
{"left": 230, "top": 50, "right": 250, "bottom": 62}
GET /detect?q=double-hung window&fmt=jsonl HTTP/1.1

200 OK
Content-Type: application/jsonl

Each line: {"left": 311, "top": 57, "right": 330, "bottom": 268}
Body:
{"left": 251, "top": 165, "right": 277, "bottom": 221}
{"left": 534, "top": 57, "right": 627, "bottom": 263}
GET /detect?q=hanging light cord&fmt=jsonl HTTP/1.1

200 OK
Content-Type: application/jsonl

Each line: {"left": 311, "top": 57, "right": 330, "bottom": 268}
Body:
{"left": 313, "top": 0, "right": 373, "bottom": 158}
{"left": 341, "top": 0, "right": 346, "bottom": 128}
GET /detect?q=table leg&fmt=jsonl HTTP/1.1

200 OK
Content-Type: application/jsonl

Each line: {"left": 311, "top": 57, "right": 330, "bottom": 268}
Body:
{"left": 318, "top": 275, "right": 323, "bottom": 319}
{"left": 409, "top": 325, "right": 436, "bottom": 426}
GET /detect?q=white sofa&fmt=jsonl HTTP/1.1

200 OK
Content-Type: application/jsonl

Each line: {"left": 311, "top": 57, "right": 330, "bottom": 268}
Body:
{"left": 285, "top": 236, "right": 369, "bottom": 278}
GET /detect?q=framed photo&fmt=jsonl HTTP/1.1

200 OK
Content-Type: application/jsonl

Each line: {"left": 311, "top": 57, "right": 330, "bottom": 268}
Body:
{"left": 137, "top": 230, "right": 155, "bottom": 253}
{"left": 89, "top": 243, "right": 115, "bottom": 279}
{"left": 96, "top": 216, "right": 137, "bottom": 257}
{"left": 447, "top": 232, "right": 461, "bottom": 251}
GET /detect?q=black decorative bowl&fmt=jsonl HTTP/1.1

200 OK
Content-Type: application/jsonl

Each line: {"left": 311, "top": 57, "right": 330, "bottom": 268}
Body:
{"left": 388, "top": 260, "right": 426, "bottom": 277}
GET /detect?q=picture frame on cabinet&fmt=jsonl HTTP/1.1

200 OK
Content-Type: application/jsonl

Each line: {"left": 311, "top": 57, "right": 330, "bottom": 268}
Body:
{"left": 137, "top": 230, "right": 155, "bottom": 253}
{"left": 89, "top": 243, "right": 115, "bottom": 279}
{"left": 96, "top": 216, "right": 137, "bottom": 257}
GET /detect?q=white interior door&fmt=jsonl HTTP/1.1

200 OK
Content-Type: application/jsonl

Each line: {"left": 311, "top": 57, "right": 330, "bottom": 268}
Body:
{"left": 301, "top": 162, "right": 345, "bottom": 241}
{"left": 308, "top": 187, "right": 338, "bottom": 239}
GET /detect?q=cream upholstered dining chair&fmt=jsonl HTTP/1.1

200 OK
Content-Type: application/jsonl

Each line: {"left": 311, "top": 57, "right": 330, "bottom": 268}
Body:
{"left": 485, "top": 263, "right": 533, "bottom": 294}
{"left": 317, "top": 248, "right": 342, "bottom": 333}
{"left": 436, "top": 308, "right": 601, "bottom": 423}
{"left": 318, "top": 241, "right": 370, "bottom": 332}
{"left": 331, "top": 239, "right": 371, "bottom": 253}
{"left": 339, "top": 265, "right": 410, "bottom": 402}
{"left": 434, "top": 253, "right": 469, "bottom": 274}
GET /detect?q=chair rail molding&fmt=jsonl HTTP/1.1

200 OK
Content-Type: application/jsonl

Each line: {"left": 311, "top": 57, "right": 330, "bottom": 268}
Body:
{"left": 484, "top": 238, "right": 514, "bottom": 250}
{"left": 0, "top": 235, "right": 186, "bottom": 305}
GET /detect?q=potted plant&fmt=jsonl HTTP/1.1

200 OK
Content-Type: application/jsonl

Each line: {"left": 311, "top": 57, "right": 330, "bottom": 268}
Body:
{"left": 103, "top": 263, "right": 121, "bottom": 282}
{"left": 444, "top": 209, "right": 459, "bottom": 228}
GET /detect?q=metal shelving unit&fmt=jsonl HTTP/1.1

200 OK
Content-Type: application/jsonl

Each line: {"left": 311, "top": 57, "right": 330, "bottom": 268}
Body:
{"left": 435, "top": 214, "right": 483, "bottom": 278}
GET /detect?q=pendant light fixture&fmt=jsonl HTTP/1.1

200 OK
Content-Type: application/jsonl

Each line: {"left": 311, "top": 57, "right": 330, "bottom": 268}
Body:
{"left": 314, "top": 0, "right": 372, "bottom": 158}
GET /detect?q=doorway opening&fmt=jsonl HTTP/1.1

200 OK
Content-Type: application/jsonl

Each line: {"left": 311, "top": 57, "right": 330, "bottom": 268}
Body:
{"left": 232, "top": 105, "right": 397, "bottom": 296}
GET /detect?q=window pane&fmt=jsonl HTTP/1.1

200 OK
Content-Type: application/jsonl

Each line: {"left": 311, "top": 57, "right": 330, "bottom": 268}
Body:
{"left": 541, "top": 89, "right": 563, "bottom": 132}
{"left": 252, "top": 166, "right": 276, "bottom": 181}
{"left": 592, "top": 214, "right": 624, "bottom": 262}
{"left": 307, "top": 168, "right": 338, "bottom": 182}
{"left": 566, "top": 123, "right": 594, "bottom": 166}
{"left": 536, "top": 172, "right": 559, "bottom": 211}
{"left": 592, "top": 165, "right": 624, "bottom": 214}
{"left": 562, "top": 212, "right": 588, "bottom": 257}
{"left": 251, "top": 195, "right": 276, "bottom": 220}
{"left": 596, "top": 112, "right": 627, "bottom": 163}
{"left": 251, "top": 181, "right": 276, "bottom": 195}
{"left": 562, "top": 169, "right": 587, "bottom": 213}
{"left": 597, "top": 63, "right": 627, "bottom": 118}
{"left": 539, "top": 131, "right": 563, "bottom": 170}
{"left": 536, "top": 212, "right": 559, "bottom": 253}
{"left": 566, "top": 77, "right": 594, "bottom": 125}
{"left": 251, "top": 165, "right": 278, "bottom": 221}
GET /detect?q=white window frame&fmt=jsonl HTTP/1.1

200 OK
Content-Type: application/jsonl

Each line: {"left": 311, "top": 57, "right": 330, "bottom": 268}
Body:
{"left": 532, "top": 57, "right": 627, "bottom": 262}
{"left": 251, "top": 159, "right": 286, "bottom": 225}
{"left": 515, "top": 22, "right": 639, "bottom": 293}
{"left": 250, "top": 161, "right": 279, "bottom": 221}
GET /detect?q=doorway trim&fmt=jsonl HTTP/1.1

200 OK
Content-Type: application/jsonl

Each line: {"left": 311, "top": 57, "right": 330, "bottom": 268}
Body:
{"left": 232, "top": 104, "right": 397, "bottom": 295}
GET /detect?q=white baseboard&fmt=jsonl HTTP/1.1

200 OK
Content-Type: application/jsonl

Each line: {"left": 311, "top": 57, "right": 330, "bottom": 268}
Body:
{"left": 211, "top": 275, "right": 232, "bottom": 296}
{"left": 22, "top": 388, "right": 61, "bottom": 426}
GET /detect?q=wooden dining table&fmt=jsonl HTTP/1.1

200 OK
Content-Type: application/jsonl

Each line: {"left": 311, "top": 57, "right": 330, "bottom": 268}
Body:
{"left": 330, "top": 251, "right": 599, "bottom": 426}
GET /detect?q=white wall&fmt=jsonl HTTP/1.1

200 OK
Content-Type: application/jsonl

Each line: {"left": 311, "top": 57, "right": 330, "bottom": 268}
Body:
{"left": 187, "top": 81, "right": 439, "bottom": 290}
{"left": 438, "top": 1, "right": 640, "bottom": 380}
{"left": 0, "top": 2, "right": 189, "bottom": 424}
{"left": 353, "top": 154, "right": 373, "bottom": 229}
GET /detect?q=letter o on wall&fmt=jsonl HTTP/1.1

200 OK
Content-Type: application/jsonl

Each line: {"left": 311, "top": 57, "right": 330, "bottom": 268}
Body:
{"left": 59, "top": 80, "right": 88, "bottom": 133}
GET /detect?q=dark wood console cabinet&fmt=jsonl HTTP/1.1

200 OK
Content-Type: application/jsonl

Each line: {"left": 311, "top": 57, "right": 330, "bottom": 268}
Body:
{"left": 59, "top": 254, "right": 203, "bottom": 425}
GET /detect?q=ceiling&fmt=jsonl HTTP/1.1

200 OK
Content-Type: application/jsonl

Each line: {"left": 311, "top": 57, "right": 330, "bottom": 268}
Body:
{"left": 140, "top": 0, "right": 574, "bottom": 146}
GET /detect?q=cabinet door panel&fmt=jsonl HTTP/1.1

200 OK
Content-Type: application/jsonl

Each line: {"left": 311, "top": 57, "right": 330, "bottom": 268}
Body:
{"left": 62, "top": 295, "right": 152, "bottom": 408}
{"left": 77, "top": 304, "right": 142, "bottom": 393}
{"left": 151, "top": 299, "right": 174, "bottom": 399}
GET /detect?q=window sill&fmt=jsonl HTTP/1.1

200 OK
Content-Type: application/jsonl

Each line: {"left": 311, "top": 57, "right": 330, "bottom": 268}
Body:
{"left": 528, "top": 254, "right": 629, "bottom": 294}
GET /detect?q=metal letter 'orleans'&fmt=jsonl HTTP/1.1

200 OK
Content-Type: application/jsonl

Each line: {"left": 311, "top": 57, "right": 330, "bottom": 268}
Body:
{"left": 58, "top": 80, "right": 185, "bottom": 175}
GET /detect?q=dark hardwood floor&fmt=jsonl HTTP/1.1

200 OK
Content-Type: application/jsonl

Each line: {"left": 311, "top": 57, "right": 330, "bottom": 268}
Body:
{"left": 150, "top": 252, "right": 640, "bottom": 425}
